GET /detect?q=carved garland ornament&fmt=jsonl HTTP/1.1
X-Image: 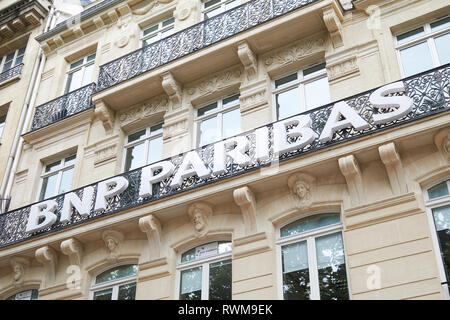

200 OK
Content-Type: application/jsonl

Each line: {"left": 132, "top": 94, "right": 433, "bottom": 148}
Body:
{"left": 119, "top": 95, "right": 169, "bottom": 127}
{"left": 187, "top": 68, "right": 242, "bottom": 101}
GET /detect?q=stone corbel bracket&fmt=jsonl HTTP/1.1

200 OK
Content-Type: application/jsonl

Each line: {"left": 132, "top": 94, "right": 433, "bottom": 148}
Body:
{"left": 434, "top": 127, "right": 450, "bottom": 161}
{"left": 323, "top": 5, "right": 344, "bottom": 49}
{"left": 237, "top": 41, "right": 258, "bottom": 83}
{"left": 60, "top": 238, "right": 83, "bottom": 266}
{"left": 161, "top": 72, "right": 182, "bottom": 111}
{"left": 35, "top": 246, "right": 58, "bottom": 287}
{"left": 338, "top": 155, "right": 364, "bottom": 207}
{"left": 139, "top": 214, "right": 162, "bottom": 261}
{"left": 94, "top": 99, "right": 115, "bottom": 133}
{"left": 379, "top": 142, "right": 408, "bottom": 195}
{"left": 10, "top": 257, "right": 30, "bottom": 287}
{"left": 233, "top": 186, "right": 257, "bottom": 235}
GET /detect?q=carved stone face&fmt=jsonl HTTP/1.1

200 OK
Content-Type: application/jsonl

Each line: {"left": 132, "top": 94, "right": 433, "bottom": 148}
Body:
{"left": 106, "top": 238, "right": 117, "bottom": 252}
{"left": 294, "top": 181, "right": 309, "bottom": 199}
{"left": 13, "top": 264, "right": 23, "bottom": 281}
{"left": 192, "top": 209, "right": 205, "bottom": 231}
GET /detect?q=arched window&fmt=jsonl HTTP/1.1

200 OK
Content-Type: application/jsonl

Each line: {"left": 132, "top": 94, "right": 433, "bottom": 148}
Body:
{"left": 177, "top": 241, "right": 232, "bottom": 300}
{"left": 90, "top": 264, "right": 138, "bottom": 300}
{"left": 277, "top": 213, "right": 349, "bottom": 300}
{"left": 424, "top": 179, "right": 450, "bottom": 298}
{"left": 6, "top": 289, "right": 38, "bottom": 300}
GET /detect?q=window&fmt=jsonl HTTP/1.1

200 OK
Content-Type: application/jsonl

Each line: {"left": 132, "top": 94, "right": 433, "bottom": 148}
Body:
{"left": 202, "top": 0, "right": 241, "bottom": 20}
{"left": 6, "top": 289, "right": 38, "bottom": 300}
{"left": 177, "top": 241, "right": 232, "bottom": 300}
{"left": 396, "top": 16, "right": 450, "bottom": 77}
{"left": 141, "top": 17, "right": 175, "bottom": 47}
{"left": 39, "top": 154, "right": 76, "bottom": 201}
{"left": 273, "top": 63, "right": 330, "bottom": 120}
{"left": 91, "top": 264, "right": 138, "bottom": 300}
{"left": 195, "top": 94, "right": 241, "bottom": 147}
{"left": 0, "top": 47, "right": 26, "bottom": 73}
{"left": 277, "top": 213, "right": 349, "bottom": 300}
{"left": 0, "top": 112, "right": 7, "bottom": 139}
{"left": 124, "top": 123, "right": 163, "bottom": 172}
{"left": 424, "top": 179, "right": 450, "bottom": 298}
{"left": 64, "top": 52, "right": 96, "bottom": 94}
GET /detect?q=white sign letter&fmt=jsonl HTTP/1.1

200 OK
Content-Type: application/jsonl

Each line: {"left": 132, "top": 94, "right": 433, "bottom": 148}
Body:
{"left": 170, "top": 151, "right": 211, "bottom": 188}
{"left": 369, "top": 81, "right": 413, "bottom": 125}
{"left": 94, "top": 176, "right": 129, "bottom": 212}
{"left": 139, "top": 161, "right": 175, "bottom": 198}
{"left": 60, "top": 186, "right": 95, "bottom": 224}
{"left": 273, "top": 115, "right": 316, "bottom": 155}
{"left": 26, "top": 200, "right": 58, "bottom": 233}
{"left": 213, "top": 136, "right": 251, "bottom": 175}
{"left": 255, "top": 127, "right": 270, "bottom": 162}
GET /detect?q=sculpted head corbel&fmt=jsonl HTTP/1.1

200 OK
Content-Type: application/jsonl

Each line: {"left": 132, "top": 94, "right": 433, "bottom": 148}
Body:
{"left": 188, "top": 202, "right": 212, "bottom": 238}
{"left": 287, "top": 172, "right": 316, "bottom": 209}
{"left": 10, "top": 257, "right": 29, "bottom": 287}
{"left": 102, "top": 230, "right": 124, "bottom": 262}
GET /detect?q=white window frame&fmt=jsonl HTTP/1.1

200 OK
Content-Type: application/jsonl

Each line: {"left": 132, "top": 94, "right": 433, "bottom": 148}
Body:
{"left": 37, "top": 154, "right": 76, "bottom": 201}
{"left": 64, "top": 52, "right": 96, "bottom": 94}
{"left": 194, "top": 94, "right": 241, "bottom": 148}
{"left": 395, "top": 16, "right": 450, "bottom": 78}
{"left": 0, "top": 112, "right": 7, "bottom": 139}
{"left": 272, "top": 62, "right": 329, "bottom": 121}
{"left": 140, "top": 16, "right": 175, "bottom": 47}
{"left": 275, "top": 212, "right": 350, "bottom": 300}
{"left": 175, "top": 242, "right": 232, "bottom": 300}
{"left": 202, "top": 0, "right": 241, "bottom": 20}
{"left": 89, "top": 263, "right": 138, "bottom": 300}
{"left": 0, "top": 47, "right": 26, "bottom": 73}
{"left": 122, "top": 122, "right": 164, "bottom": 172}
{"left": 5, "top": 288, "right": 38, "bottom": 300}
{"left": 423, "top": 178, "right": 450, "bottom": 300}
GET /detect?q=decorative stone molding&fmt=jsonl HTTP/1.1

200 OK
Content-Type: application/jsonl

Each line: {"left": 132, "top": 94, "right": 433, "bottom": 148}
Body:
{"left": 263, "top": 36, "right": 325, "bottom": 73}
{"left": 102, "top": 230, "right": 124, "bottom": 263}
{"left": 287, "top": 172, "right": 316, "bottom": 209}
{"left": 161, "top": 72, "right": 182, "bottom": 110}
{"left": 119, "top": 95, "right": 168, "bottom": 129}
{"left": 35, "top": 246, "right": 58, "bottom": 287}
{"left": 174, "top": 0, "right": 196, "bottom": 21}
{"left": 94, "top": 100, "right": 115, "bottom": 133}
{"left": 237, "top": 41, "right": 258, "bottom": 83}
{"left": 41, "top": 68, "right": 55, "bottom": 81}
{"left": 187, "top": 202, "right": 213, "bottom": 238}
{"left": 114, "top": 15, "right": 135, "bottom": 48}
{"left": 129, "top": 0, "right": 174, "bottom": 16}
{"left": 60, "top": 238, "right": 83, "bottom": 266}
{"left": 10, "top": 257, "right": 30, "bottom": 287}
{"left": 434, "top": 127, "right": 450, "bottom": 161}
{"left": 338, "top": 155, "right": 364, "bottom": 206}
{"left": 239, "top": 82, "right": 268, "bottom": 114}
{"left": 14, "top": 169, "right": 28, "bottom": 185}
{"left": 379, "top": 142, "right": 408, "bottom": 195}
{"left": 162, "top": 116, "right": 189, "bottom": 141}
{"left": 323, "top": 6, "right": 344, "bottom": 48}
{"left": 326, "top": 56, "right": 359, "bottom": 82}
{"left": 233, "top": 186, "right": 257, "bottom": 235}
{"left": 139, "top": 214, "right": 162, "bottom": 260}
{"left": 94, "top": 143, "right": 118, "bottom": 167}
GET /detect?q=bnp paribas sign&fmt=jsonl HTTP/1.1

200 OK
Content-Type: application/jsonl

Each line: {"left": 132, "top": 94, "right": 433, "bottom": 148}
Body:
{"left": 20, "top": 80, "right": 436, "bottom": 234}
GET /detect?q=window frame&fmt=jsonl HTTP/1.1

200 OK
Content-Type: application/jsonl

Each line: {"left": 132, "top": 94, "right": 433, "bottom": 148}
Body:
{"left": 175, "top": 241, "right": 232, "bottom": 300}
{"left": 275, "top": 212, "right": 350, "bottom": 300}
{"left": 194, "top": 93, "right": 241, "bottom": 148}
{"left": 140, "top": 16, "right": 175, "bottom": 47}
{"left": 89, "top": 263, "right": 138, "bottom": 300}
{"left": 63, "top": 52, "right": 96, "bottom": 94}
{"left": 272, "top": 62, "right": 330, "bottom": 121}
{"left": 423, "top": 178, "right": 450, "bottom": 299}
{"left": 37, "top": 154, "right": 76, "bottom": 201}
{"left": 201, "top": 0, "right": 241, "bottom": 20}
{"left": 5, "top": 288, "right": 39, "bottom": 300}
{"left": 122, "top": 122, "right": 164, "bottom": 173}
{"left": 395, "top": 16, "right": 450, "bottom": 78}
{"left": 0, "top": 47, "right": 26, "bottom": 73}
{"left": 0, "top": 112, "right": 7, "bottom": 140}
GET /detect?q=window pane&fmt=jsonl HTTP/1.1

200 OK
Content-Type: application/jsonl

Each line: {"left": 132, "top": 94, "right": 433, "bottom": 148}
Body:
{"left": 225, "top": 0, "right": 240, "bottom": 10}
{"left": 69, "top": 59, "right": 84, "bottom": 69}
{"left": 428, "top": 181, "right": 449, "bottom": 199}
{"left": 282, "top": 241, "right": 310, "bottom": 300}
{"left": 434, "top": 33, "right": 450, "bottom": 65}
{"left": 118, "top": 282, "right": 137, "bottom": 300}
{"left": 304, "top": 63, "right": 326, "bottom": 77}
{"left": 59, "top": 168, "right": 73, "bottom": 194}
{"left": 66, "top": 68, "right": 84, "bottom": 93}
{"left": 304, "top": 76, "right": 330, "bottom": 110}
{"left": 218, "top": 241, "right": 232, "bottom": 254}
{"left": 180, "top": 267, "right": 202, "bottom": 300}
{"left": 40, "top": 174, "right": 58, "bottom": 200}
{"left": 223, "top": 94, "right": 240, "bottom": 107}
{"left": 198, "top": 102, "right": 218, "bottom": 117}
{"left": 144, "top": 25, "right": 159, "bottom": 36}
{"left": 222, "top": 108, "right": 240, "bottom": 139}
{"left": 431, "top": 17, "right": 450, "bottom": 31}
{"left": 432, "top": 205, "right": 450, "bottom": 282}
{"left": 82, "top": 63, "right": 94, "bottom": 86}
{"left": 315, "top": 232, "right": 349, "bottom": 300}
{"left": 161, "top": 26, "right": 174, "bottom": 36}
{"left": 275, "top": 73, "right": 297, "bottom": 88}
{"left": 14, "top": 55, "right": 24, "bottom": 66}
{"left": 209, "top": 259, "right": 232, "bottom": 300}
{"left": 399, "top": 42, "right": 433, "bottom": 77}
{"left": 397, "top": 27, "right": 425, "bottom": 44}
{"left": 150, "top": 123, "right": 163, "bottom": 134}
{"left": 276, "top": 87, "right": 301, "bottom": 120}
{"left": 93, "top": 288, "right": 113, "bottom": 300}
{"left": 162, "top": 17, "right": 175, "bottom": 27}
{"left": 87, "top": 53, "right": 96, "bottom": 62}
{"left": 205, "top": 0, "right": 221, "bottom": 9}
{"left": 181, "top": 247, "right": 196, "bottom": 263}
{"left": 199, "top": 116, "right": 218, "bottom": 146}
{"left": 128, "top": 129, "right": 146, "bottom": 143}
{"left": 65, "top": 154, "right": 76, "bottom": 166}
{"left": 148, "top": 136, "right": 163, "bottom": 164}
{"left": 281, "top": 213, "right": 340, "bottom": 238}
{"left": 205, "top": 6, "right": 222, "bottom": 19}
{"left": 96, "top": 265, "right": 138, "bottom": 284}
{"left": 45, "top": 160, "right": 61, "bottom": 173}
{"left": 7, "top": 289, "right": 38, "bottom": 300}
{"left": 125, "top": 142, "right": 145, "bottom": 171}
{"left": 433, "top": 205, "right": 450, "bottom": 232}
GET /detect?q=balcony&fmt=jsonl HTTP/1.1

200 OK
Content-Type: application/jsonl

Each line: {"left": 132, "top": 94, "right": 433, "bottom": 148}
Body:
{"left": 28, "top": 83, "right": 96, "bottom": 132}
{"left": 0, "top": 63, "right": 449, "bottom": 249}
{"left": 96, "top": 0, "right": 321, "bottom": 93}
{"left": 0, "top": 63, "right": 23, "bottom": 86}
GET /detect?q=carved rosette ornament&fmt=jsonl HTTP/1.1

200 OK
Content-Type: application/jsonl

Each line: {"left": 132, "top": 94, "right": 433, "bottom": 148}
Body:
{"left": 102, "top": 230, "right": 124, "bottom": 262}
{"left": 287, "top": 173, "right": 316, "bottom": 209}
{"left": 174, "top": 0, "right": 196, "bottom": 21}
{"left": 10, "top": 257, "right": 29, "bottom": 288}
{"left": 188, "top": 202, "right": 212, "bottom": 238}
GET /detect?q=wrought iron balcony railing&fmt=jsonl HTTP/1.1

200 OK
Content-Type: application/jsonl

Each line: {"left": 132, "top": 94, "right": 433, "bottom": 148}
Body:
{"left": 0, "top": 63, "right": 449, "bottom": 248}
{"left": 0, "top": 64, "right": 23, "bottom": 84}
{"left": 97, "top": 0, "right": 319, "bottom": 92}
{"left": 29, "top": 83, "right": 96, "bottom": 132}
